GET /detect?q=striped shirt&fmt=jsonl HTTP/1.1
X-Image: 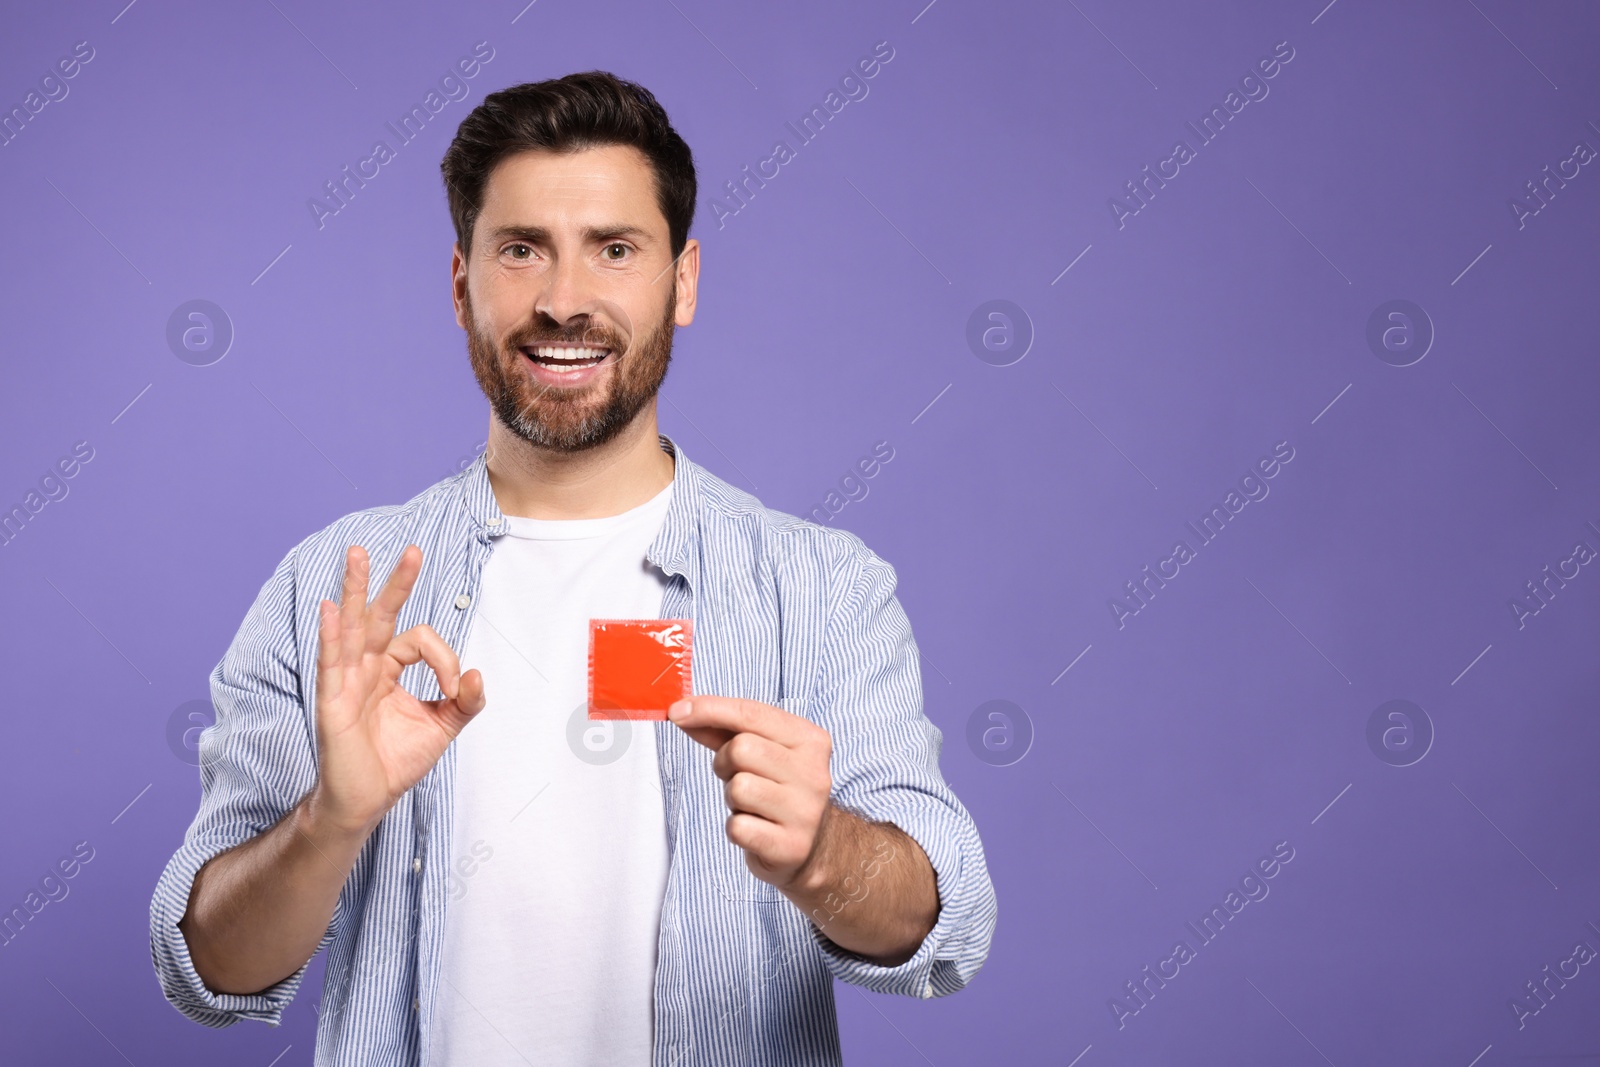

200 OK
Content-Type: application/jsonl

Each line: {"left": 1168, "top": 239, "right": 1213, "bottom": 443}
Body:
{"left": 149, "top": 432, "right": 997, "bottom": 1066}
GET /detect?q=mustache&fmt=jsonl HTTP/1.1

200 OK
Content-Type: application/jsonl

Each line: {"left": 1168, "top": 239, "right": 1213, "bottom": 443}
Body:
{"left": 507, "top": 317, "right": 626, "bottom": 352}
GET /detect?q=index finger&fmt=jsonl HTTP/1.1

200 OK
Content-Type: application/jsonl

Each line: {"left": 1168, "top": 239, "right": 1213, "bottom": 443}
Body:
{"left": 667, "top": 696, "right": 810, "bottom": 748}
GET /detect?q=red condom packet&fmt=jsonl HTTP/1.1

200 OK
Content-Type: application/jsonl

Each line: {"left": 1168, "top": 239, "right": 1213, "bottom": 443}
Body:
{"left": 588, "top": 618, "right": 694, "bottom": 720}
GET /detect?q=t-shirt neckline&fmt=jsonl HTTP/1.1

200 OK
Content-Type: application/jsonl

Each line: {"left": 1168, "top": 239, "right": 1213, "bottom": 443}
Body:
{"left": 499, "top": 479, "right": 674, "bottom": 541}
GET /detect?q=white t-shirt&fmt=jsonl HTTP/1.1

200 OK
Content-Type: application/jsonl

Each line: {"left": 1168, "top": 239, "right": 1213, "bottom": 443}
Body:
{"left": 427, "top": 478, "right": 675, "bottom": 1065}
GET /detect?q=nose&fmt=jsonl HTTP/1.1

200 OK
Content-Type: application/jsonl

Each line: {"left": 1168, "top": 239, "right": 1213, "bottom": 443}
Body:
{"left": 533, "top": 252, "right": 600, "bottom": 331}
{"left": 529, "top": 257, "right": 632, "bottom": 352}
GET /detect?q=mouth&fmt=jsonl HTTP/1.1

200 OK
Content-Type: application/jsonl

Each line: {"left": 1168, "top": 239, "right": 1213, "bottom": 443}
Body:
{"left": 519, "top": 342, "right": 614, "bottom": 387}
{"left": 522, "top": 343, "right": 612, "bottom": 371}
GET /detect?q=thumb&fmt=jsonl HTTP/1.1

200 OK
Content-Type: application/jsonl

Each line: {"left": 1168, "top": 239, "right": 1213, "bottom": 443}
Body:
{"left": 424, "top": 669, "right": 485, "bottom": 740}
{"left": 455, "top": 668, "right": 486, "bottom": 717}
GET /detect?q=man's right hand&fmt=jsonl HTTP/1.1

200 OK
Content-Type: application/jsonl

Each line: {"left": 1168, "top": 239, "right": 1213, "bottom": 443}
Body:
{"left": 179, "top": 543, "right": 486, "bottom": 996}
{"left": 310, "top": 544, "right": 486, "bottom": 835}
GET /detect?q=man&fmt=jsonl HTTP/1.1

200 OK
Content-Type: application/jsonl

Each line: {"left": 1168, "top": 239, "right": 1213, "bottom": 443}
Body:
{"left": 149, "top": 71, "right": 996, "bottom": 1065}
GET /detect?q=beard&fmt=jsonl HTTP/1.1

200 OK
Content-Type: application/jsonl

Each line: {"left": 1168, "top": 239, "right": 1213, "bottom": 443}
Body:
{"left": 464, "top": 280, "right": 676, "bottom": 453}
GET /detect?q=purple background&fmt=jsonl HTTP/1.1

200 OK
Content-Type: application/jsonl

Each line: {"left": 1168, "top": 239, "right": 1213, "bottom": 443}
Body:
{"left": 3, "top": 0, "right": 1598, "bottom": 1063}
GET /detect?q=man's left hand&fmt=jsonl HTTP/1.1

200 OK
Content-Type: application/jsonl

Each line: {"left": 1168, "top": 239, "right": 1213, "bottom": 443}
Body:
{"left": 667, "top": 695, "right": 834, "bottom": 893}
{"left": 669, "top": 693, "right": 940, "bottom": 966}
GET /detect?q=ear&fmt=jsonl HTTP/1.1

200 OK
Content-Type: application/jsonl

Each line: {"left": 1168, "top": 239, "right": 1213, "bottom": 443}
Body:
{"left": 672, "top": 238, "right": 700, "bottom": 328}
{"left": 451, "top": 242, "right": 469, "bottom": 330}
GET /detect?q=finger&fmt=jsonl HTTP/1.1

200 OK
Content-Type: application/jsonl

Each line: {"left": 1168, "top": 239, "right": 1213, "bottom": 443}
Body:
{"left": 723, "top": 770, "right": 794, "bottom": 825}
{"left": 676, "top": 723, "right": 735, "bottom": 753}
{"left": 425, "top": 668, "right": 487, "bottom": 738}
{"left": 670, "top": 696, "right": 809, "bottom": 748}
{"left": 727, "top": 811, "right": 785, "bottom": 863}
{"left": 338, "top": 546, "right": 369, "bottom": 670}
{"left": 388, "top": 624, "right": 462, "bottom": 701}
{"left": 365, "top": 545, "right": 421, "bottom": 654}
{"left": 316, "top": 599, "right": 344, "bottom": 702}
{"left": 712, "top": 732, "right": 792, "bottom": 784}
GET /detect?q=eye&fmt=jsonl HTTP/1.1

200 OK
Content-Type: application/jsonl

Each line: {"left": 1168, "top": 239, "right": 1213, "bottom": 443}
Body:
{"left": 503, "top": 243, "right": 533, "bottom": 260}
{"left": 602, "top": 242, "right": 630, "bottom": 261}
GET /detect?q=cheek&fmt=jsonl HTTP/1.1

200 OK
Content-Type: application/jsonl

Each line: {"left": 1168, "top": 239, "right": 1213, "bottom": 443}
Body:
{"left": 467, "top": 315, "right": 500, "bottom": 354}
{"left": 471, "top": 290, "right": 524, "bottom": 344}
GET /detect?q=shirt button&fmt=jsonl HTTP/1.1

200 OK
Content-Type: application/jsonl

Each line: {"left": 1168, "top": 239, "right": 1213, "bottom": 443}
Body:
{"left": 486, "top": 516, "right": 501, "bottom": 525}
{"left": 454, "top": 594, "right": 471, "bottom": 610}
{"left": 413, "top": 997, "right": 420, "bottom": 1012}
{"left": 413, "top": 857, "right": 422, "bottom": 873}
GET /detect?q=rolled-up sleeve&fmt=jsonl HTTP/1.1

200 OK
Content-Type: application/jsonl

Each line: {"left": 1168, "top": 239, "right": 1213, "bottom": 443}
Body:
{"left": 804, "top": 542, "right": 997, "bottom": 999}
{"left": 149, "top": 544, "right": 343, "bottom": 1028}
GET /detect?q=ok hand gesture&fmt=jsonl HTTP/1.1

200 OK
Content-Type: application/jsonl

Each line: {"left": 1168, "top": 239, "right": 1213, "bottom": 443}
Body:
{"left": 312, "top": 544, "right": 486, "bottom": 834}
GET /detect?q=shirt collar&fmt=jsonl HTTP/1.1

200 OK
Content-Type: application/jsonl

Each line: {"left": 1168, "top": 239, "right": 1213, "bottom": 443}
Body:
{"left": 456, "top": 430, "right": 701, "bottom": 589}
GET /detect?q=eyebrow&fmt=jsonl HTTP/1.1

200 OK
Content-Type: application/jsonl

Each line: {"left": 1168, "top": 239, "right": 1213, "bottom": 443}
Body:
{"left": 482, "top": 223, "right": 655, "bottom": 246}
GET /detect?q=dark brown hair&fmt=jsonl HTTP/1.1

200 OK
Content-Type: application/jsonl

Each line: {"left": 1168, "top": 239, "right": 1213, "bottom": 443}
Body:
{"left": 441, "top": 71, "right": 696, "bottom": 259}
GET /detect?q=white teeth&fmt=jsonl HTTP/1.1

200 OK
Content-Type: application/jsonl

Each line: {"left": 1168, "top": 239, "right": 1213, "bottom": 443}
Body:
{"left": 531, "top": 345, "right": 607, "bottom": 363}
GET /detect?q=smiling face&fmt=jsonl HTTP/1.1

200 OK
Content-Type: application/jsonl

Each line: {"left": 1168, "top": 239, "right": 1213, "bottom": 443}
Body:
{"left": 452, "top": 143, "right": 698, "bottom": 452}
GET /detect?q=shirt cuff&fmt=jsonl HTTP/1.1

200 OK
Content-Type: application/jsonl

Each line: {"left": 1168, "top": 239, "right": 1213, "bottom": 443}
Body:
{"left": 149, "top": 835, "right": 339, "bottom": 1028}
{"left": 805, "top": 800, "right": 985, "bottom": 999}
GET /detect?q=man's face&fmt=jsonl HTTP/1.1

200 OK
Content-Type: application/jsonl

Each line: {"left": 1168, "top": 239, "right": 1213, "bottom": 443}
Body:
{"left": 452, "top": 143, "right": 698, "bottom": 452}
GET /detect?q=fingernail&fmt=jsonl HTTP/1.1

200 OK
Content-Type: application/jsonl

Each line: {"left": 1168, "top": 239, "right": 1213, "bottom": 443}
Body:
{"left": 668, "top": 699, "right": 690, "bottom": 720}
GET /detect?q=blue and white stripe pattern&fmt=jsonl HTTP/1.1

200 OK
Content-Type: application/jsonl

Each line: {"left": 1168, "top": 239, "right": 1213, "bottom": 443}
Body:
{"left": 149, "top": 432, "right": 997, "bottom": 1066}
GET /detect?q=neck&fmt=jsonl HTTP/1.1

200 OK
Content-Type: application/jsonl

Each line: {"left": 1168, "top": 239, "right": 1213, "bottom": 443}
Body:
{"left": 483, "top": 403, "right": 675, "bottom": 519}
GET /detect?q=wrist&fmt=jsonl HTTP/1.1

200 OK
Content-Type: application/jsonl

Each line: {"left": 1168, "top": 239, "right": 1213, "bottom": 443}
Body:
{"left": 301, "top": 784, "right": 384, "bottom": 844}
{"left": 791, "top": 801, "right": 845, "bottom": 898}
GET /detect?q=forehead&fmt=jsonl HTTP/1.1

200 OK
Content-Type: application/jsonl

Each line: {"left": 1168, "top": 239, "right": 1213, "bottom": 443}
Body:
{"left": 476, "top": 144, "right": 663, "bottom": 233}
